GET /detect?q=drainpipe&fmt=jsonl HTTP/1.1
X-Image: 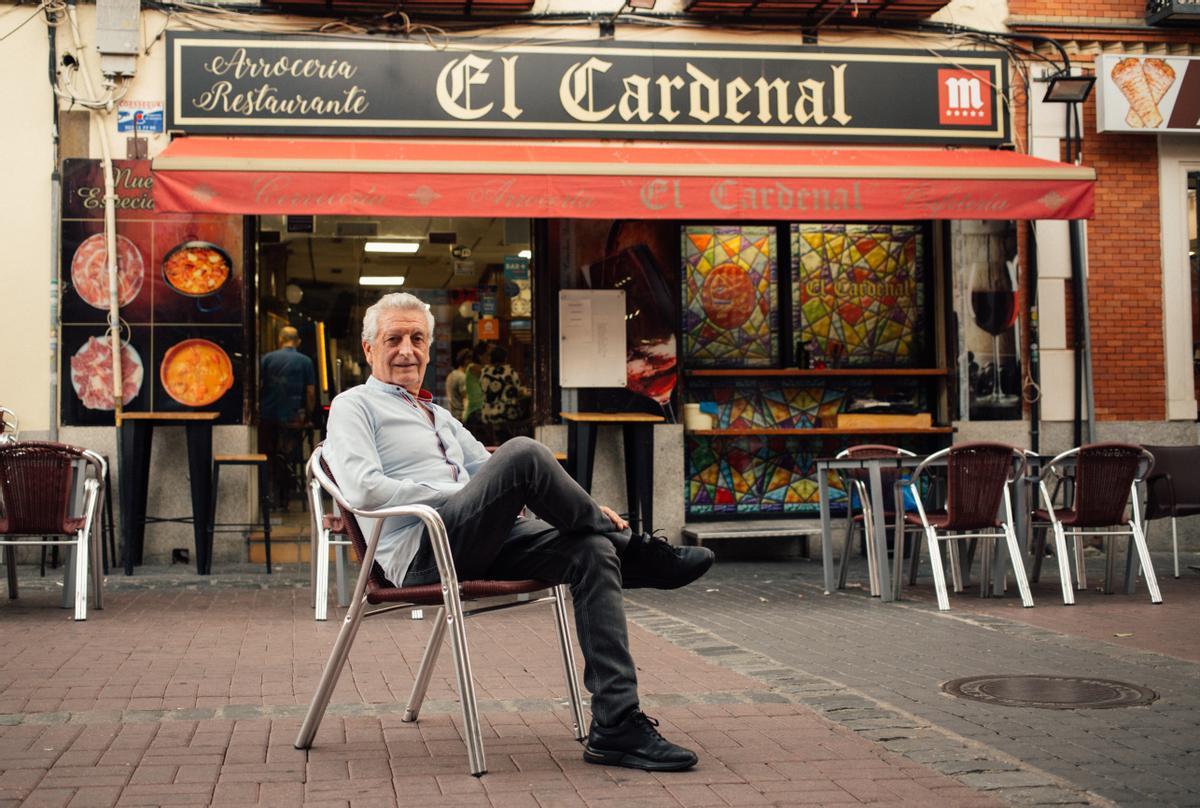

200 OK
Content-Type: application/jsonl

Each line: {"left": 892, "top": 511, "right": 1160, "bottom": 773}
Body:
{"left": 63, "top": 0, "right": 123, "bottom": 426}
{"left": 1065, "top": 101, "right": 1094, "bottom": 445}
{"left": 47, "top": 9, "right": 60, "bottom": 441}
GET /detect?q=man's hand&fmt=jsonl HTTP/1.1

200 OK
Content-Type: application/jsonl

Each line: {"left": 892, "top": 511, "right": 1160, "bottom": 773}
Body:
{"left": 599, "top": 505, "right": 628, "bottom": 532}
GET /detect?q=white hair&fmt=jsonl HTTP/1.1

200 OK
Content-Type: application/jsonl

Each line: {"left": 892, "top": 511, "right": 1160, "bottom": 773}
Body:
{"left": 361, "top": 292, "right": 435, "bottom": 342}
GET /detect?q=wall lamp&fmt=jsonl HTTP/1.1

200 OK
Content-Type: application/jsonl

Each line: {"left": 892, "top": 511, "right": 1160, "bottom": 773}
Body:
{"left": 1043, "top": 70, "right": 1096, "bottom": 104}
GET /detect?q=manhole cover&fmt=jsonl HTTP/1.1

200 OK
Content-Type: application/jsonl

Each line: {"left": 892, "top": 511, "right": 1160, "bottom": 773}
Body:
{"left": 943, "top": 675, "right": 1157, "bottom": 709}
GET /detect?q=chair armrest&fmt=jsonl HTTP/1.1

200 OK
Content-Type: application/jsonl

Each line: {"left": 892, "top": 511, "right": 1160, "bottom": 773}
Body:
{"left": 1143, "top": 471, "right": 1178, "bottom": 516}
{"left": 343, "top": 502, "right": 459, "bottom": 593}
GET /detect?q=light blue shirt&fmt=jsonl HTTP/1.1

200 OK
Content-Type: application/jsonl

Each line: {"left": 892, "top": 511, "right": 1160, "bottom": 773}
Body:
{"left": 324, "top": 375, "right": 490, "bottom": 585}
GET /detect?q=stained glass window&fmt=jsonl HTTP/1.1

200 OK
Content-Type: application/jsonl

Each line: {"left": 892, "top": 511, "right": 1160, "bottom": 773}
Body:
{"left": 682, "top": 225, "right": 777, "bottom": 367}
{"left": 793, "top": 224, "right": 924, "bottom": 368}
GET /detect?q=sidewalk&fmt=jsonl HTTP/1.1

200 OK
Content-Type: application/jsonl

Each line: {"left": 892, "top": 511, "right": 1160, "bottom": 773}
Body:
{"left": 0, "top": 550, "right": 1195, "bottom": 807}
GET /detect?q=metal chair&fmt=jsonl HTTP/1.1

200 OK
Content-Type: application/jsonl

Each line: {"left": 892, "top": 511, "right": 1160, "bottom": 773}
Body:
{"left": 1034, "top": 444, "right": 1160, "bottom": 605}
{"left": 905, "top": 442, "right": 1033, "bottom": 611}
{"left": 306, "top": 464, "right": 351, "bottom": 621}
{"left": 294, "top": 446, "right": 586, "bottom": 776}
{"left": 835, "top": 444, "right": 918, "bottom": 596}
{"left": 0, "top": 441, "right": 104, "bottom": 620}
{"left": 1141, "top": 444, "right": 1200, "bottom": 579}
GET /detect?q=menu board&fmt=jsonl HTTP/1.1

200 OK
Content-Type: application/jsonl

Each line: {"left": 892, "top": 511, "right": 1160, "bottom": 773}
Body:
{"left": 60, "top": 159, "right": 248, "bottom": 425}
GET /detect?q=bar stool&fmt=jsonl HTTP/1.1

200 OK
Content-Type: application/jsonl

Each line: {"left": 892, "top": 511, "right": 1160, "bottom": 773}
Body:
{"left": 207, "top": 453, "right": 272, "bottom": 574}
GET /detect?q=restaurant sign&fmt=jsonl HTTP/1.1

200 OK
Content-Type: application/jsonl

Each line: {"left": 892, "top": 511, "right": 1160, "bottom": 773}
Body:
{"left": 1096, "top": 54, "right": 1200, "bottom": 134}
{"left": 167, "top": 33, "right": 1009, "bottom": 144}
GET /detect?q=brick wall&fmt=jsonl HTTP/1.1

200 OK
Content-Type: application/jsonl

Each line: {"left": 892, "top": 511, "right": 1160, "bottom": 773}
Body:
{"left": 1079, "top": 81, "right": 1167, "bottom": 421}
{"left": 1008, "top": 0, "right": 1144, "bottom": 21}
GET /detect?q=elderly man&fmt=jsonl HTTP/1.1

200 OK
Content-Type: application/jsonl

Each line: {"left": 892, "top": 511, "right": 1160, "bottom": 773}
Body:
{"left": 325, "top": 292, "right": 713, "bottom": 772}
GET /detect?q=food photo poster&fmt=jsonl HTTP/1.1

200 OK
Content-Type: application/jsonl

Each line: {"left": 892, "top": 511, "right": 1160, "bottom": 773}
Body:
{"left": 59, "top": 159, "right": 248, "bottom": 425}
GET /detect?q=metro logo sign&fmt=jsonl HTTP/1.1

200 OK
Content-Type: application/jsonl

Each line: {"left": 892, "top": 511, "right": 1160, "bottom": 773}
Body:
{"left": 938, "top": 69, "right": 993, "bottom": 126}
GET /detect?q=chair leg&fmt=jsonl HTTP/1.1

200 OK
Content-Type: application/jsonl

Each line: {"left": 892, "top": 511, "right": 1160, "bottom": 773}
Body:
{"left": 837, "top": 517, "right": 855, "bottom": 590}
{"left": 1071, "top": 530, "right": 1087, "bottom": 590}
{"left": 908, "top": 526, "right": 922, "bottom": 585}
{"left": 1170, "top": 517, "right": 1180, "bottom": 579}
{"left": 1030, "top": 525, "right": 1047, "bottom": 583}
{"left": 947, "top": 539, "right": 964, "bottom": 593}
{"left": 4, "top": 546, "right": 17, "bottom": 599}
{"left": 1051, "top": 522, "right": 1075, "bottom": 605}
{"left": 73, "top": 527, "right": 89, "bottom": 621}
{"left": 295, "top": 595, "right": 370, "bottom": 750}
{"left": 860, "top": 494, "right": 880, "bottom": 598}
{"left": 91, "top": 505, "right": 104, "bottom": 611}
{"left": 314, "top": 527, "right": 330, "bottom": 622}
{"left": 1002, "top": 523, "right": 1034, "bottom": 608}
{"left": 404, "top": 606, "right": 448, "bottom": 723}
{"left": 925, "top": 528, "right": 951, "bottom": 611}
{"left": 259, "top": 463, "right": 272, "bottom": 574}
{"left": 439, "top": 592, "right": 487, "bottom": 776}
{"left": 551, "top": 585, "right": 586, "bottom": 741}
{"left": 335, "top": 544, "right": 350, "bottom": 608}
{"left": 1128, "top": 520, "right": 1163, "bottom": 604}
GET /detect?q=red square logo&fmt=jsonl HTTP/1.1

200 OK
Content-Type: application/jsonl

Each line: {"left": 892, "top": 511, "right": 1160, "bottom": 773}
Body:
{"left": 938, "top": 69, "right": 993, "bottom": 126}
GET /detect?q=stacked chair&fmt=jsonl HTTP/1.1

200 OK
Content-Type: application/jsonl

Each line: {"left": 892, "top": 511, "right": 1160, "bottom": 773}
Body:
{"left": 904, "top": 442, "right": 1033, "bottom": 611}
{"left": 1032, "top": 443, "right": 1160, "bottom": 605}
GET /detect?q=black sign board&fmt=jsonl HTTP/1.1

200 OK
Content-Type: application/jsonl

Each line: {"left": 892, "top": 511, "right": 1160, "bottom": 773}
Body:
{"left": 166, "top": 34, "right": 1009, "bottom": 144}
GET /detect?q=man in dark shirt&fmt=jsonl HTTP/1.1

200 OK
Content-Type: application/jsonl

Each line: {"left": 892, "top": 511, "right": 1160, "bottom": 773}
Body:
{"left": 260, "top": 326, "right": 315, "bottom": 509}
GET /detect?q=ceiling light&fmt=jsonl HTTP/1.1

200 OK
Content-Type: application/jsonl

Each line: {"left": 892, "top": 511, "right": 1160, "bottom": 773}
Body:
{"left": 364, "top": 241, "right": 420, "bottom": 254}
{"left": 518, "top": 249, "right": 532, "bottom": 259}
{"left": 359, "top": 275, "right": 406, "bottom": 286}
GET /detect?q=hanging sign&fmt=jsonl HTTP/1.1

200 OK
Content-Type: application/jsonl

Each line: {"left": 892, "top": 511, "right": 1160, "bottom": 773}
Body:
{"left": 1096, "top": 54, "right": 1200, "bottom": 134}
{"left": 166, "top": 33, "right": 1008, "bottom": 144}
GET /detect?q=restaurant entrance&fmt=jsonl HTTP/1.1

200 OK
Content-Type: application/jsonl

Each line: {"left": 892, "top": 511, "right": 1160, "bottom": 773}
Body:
{"left": 253, "top": 214, "right": 536, "bottom": 449}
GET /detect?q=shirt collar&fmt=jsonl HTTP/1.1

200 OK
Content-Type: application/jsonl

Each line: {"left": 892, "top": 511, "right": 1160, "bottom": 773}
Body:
{"left": 366, "top": 374, "right": 433, "bottom": 402}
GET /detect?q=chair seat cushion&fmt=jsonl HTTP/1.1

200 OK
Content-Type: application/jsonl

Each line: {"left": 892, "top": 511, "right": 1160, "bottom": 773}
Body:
{"left": 366, "top": 578, "right": 553, "bottom": 605}
{"left": 1033, "top": 508, "right": 1100, "bottom": 527}
{"left": 904, "top": 511, "right": 949, "bottom": 528}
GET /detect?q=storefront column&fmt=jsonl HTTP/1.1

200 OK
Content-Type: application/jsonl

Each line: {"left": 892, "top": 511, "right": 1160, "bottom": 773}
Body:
{"left": 1158, "top": 135, "right": 1200, "bottom": 422}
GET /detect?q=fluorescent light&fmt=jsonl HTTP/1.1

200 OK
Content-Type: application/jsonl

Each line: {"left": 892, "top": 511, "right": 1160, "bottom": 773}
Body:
{"left": 359, "top": 275, "right": 406, "bottom": 286}
{"left": 364, "top": 241, "right": 420, "bottom": 254}
{"left": 518, "top": 249, "right": 532, "bottom": 259}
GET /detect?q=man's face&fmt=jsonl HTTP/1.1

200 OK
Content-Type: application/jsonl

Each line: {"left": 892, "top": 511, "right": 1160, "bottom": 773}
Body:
{"left": 363, "top": 308, "right": 430, "bottom": 395}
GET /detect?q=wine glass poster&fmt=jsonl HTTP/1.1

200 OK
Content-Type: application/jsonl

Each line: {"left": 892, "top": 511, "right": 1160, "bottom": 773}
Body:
{"left": 954, "top": 221, "right": 1022, "bottom": 421}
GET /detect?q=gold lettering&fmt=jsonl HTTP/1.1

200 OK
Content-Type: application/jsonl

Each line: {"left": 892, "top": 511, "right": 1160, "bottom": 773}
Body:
{"left": 619, "top": 74, "right": 653, "bottom": 122}
{"left": 686, "top": 63, "right": 719, "bottom": 124}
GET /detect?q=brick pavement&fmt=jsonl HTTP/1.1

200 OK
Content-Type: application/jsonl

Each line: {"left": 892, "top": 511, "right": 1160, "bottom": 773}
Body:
{"left": 0, "top": 567, "right": 1011, "bottom": 808}
{"left": 9, "top": 552, "right": 1197, "bottom": 806}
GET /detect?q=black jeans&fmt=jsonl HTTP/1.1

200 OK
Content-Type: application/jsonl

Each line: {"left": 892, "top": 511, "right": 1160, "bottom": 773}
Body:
{"left": 402, "top": 437, "right": 637, "bottom": 726}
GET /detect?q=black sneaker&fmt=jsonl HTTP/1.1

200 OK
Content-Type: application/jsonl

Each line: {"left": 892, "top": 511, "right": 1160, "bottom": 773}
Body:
{"left": 583, "top": 711, "right": 698, "bottom": 771}
{"left": 621, "top": 532, "right": 714, "bottom": 589}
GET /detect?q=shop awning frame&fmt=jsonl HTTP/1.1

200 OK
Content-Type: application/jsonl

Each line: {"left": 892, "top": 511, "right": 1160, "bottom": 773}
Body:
{"left": 152, "top": 137, "right": 1096, "bottom": 221}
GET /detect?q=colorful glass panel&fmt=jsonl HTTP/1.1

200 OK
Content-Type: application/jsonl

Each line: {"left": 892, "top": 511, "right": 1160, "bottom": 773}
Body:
{"left": 682, "top": 225, "right": 778, "bottom": 367}
{"left": 793, "top": 223, "right": 924, "bottom": 368}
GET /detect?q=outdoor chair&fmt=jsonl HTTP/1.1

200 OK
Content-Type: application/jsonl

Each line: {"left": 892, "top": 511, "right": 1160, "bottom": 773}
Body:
{"left": 0, "top": 441, "right": 104, "bottom": 620}
{"left": 835, "top": 444, "right": 918, "bottom": 597}
{"left": 294, "top": 445, "right": 586, "bottom": 776}
{"left": 905, "top": 442, "right": 1033, "bottom": 611}
{"left": 1141, "top": 444, "right": 1200, "bottom": 579}
{"left": 1033, "top": 443, "right": 1160, "bottom": 605}
{"left": 306, "top": 466, "right": 351, "bottom": 621}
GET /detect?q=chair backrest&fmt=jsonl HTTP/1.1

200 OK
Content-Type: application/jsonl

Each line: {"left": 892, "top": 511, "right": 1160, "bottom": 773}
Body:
{"left": 1064, "top": 443, "right": 1151, "bottom": 528}
{"left": 941, "top": 442, "right": 1023, "bottom": 531}
{"left": 0, "top": 441, "right": 95, "bottom": 535}
{"left": 310, "top": 445, "right": 397, "bottom": 590}
{"left": 835, "top": 444, "right": 915, "bottom": 513}
{"left": 1141, "top": 444, "right": 1200, "bottom": 519}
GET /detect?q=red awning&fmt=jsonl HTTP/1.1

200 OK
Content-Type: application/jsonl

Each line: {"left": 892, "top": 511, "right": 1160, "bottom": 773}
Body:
{"left": 152, "top": 137, "right": 1095, "bottom": 221}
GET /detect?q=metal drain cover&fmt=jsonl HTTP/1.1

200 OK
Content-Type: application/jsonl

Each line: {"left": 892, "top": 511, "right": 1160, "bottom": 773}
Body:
{"left": 943, "top": 675, "right": 1157, "bottom": 709}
